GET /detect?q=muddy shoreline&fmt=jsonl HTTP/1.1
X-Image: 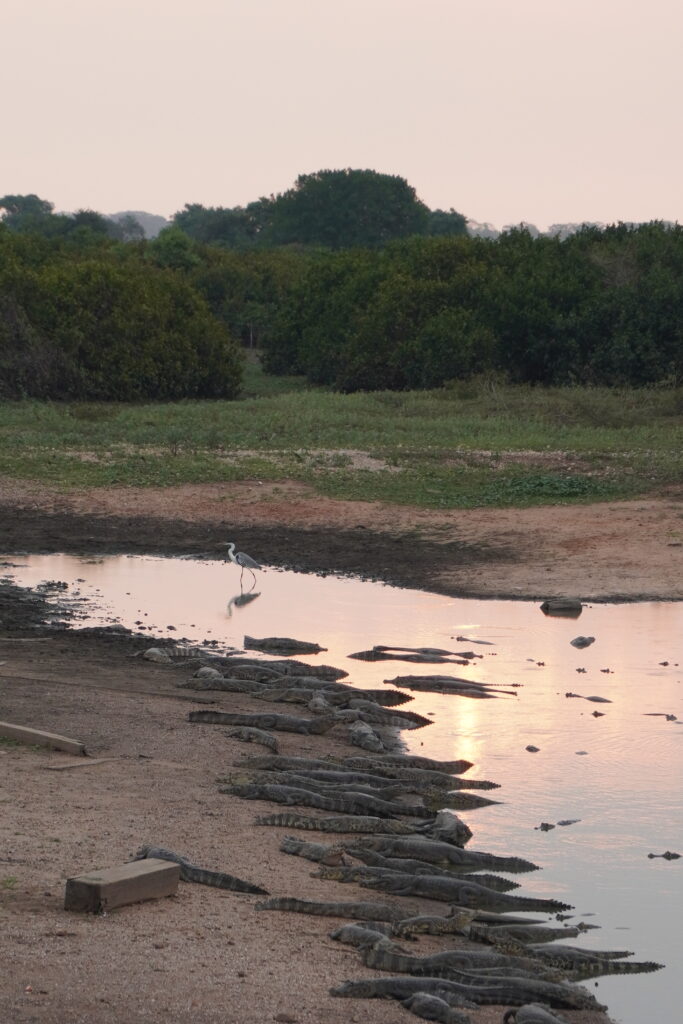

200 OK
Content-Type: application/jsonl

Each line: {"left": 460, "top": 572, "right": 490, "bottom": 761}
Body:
{"left": 1, "top": 489, "right": 682, "bottom": 602}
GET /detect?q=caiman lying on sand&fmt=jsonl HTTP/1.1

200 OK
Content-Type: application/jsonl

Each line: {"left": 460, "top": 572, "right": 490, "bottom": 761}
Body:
{"left": 221, "top": 782, "right": 432, "bottom": 818}
{"left": 329, "top": 974, "right": 605, "bottom": 1011}
{"left": 344, "top": 835, "right": 538, "bottom": 873}
{"left": 133, "top": 845, "right": 268, "bottom": 894}
{"left": 219, "top": 768, "right": 499, "bottom": 808}
{"left": 317, "top": 865, "right": 573, "bottom": 913}
{"left": 349, "top": 935, "right": 662, "bottom": 984}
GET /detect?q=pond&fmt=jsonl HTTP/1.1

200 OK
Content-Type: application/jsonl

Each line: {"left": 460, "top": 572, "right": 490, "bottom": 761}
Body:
{"left": 2, "top": 552, "right": 681, "bottom": 1024}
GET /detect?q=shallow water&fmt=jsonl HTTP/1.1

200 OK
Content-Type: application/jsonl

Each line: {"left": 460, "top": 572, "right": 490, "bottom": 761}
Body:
{"left": 2, "top": 553, "right": 681, "bottom": 1024}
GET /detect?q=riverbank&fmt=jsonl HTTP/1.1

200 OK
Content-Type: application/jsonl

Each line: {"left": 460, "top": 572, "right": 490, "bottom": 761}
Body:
{"left": 1, "top": 478, "right": 682, "bottom": 600}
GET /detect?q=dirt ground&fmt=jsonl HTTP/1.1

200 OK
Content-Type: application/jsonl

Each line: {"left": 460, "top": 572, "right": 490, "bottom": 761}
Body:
{"left": 1, "top": 478, "right": 680, "bottom": 1024}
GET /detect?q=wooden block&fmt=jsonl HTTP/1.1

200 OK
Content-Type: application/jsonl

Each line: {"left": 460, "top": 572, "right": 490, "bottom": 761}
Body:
{"left": 0, "top": 721, "right": 87, "bottom": 756}
{"left": 64, "top": 858, "right": 180, "bottom": 913}
{"left": 43, "top": 757, "right": 117, "bottom": 771}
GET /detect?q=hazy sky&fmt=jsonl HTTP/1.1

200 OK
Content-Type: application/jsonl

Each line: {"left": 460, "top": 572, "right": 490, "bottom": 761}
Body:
{"left": 4, "top": 0, "right": 682, "bottom": 229}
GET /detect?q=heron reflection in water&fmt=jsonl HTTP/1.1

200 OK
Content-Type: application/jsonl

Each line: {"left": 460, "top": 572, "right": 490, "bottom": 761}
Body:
{"left": 226, "top": 590, "right": 261, "bottom": 618}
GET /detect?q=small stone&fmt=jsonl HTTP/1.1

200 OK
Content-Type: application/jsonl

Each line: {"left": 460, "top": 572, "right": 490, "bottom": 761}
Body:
{"left": 525, "top": 745, "right": 540, "bottom": 753}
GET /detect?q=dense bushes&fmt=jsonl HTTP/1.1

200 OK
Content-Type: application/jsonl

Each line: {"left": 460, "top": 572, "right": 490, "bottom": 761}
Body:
{"left": 0, "top": 230, "right": 243, "bottom": 400}
{"left": 263, "top": 224, "right": 683, "bottom": 390}
{"left": 2, "top": 214, "right": 682, "bottom": 401}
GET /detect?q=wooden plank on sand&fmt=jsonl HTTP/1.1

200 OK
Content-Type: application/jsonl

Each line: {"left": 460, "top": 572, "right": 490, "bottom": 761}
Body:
{"left": 0, "top": 721, "right": 87, "bottom": 756}
{"left": 44, "top": 757, "right": 117, "bottom": 771}
{"left": 64, "top": 859, "right": 180, "bottom": 913}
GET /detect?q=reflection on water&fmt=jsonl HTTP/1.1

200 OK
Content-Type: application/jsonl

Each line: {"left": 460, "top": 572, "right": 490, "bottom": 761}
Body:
{"left": 226, "top": 590, "right": 261, "bottom": 617}
{"left": 2, "top": 553, "right": 682, "bottom": 1024}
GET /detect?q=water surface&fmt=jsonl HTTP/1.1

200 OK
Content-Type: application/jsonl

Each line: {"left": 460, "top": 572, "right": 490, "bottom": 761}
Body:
{"left": 2, "top": 553, "right": 681, "bottom": 1024}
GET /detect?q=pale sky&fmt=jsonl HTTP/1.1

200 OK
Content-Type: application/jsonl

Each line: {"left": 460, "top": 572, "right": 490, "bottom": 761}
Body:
{"left": 3, "top": 0, "right": 682, "bottom": 230}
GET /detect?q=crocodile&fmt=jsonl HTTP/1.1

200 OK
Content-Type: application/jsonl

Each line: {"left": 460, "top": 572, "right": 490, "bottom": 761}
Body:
{"left": 279, "top": 835, "right": 347, "bottom": 865}
{"left": 348, "top": 688, "right": 415, "bottom": 707}
{"left": 240, "top": 755, "right": 346, "bottom": 772}
{"left": 415, "top": 810, "right": 473, "bottom": 848}
{"left": 252, "top": 766, "right": 444, "bottom": 789}
{"left": 225, "top": 726, "right": 279, "bottom": 752}
{"left": 502, "top": 1005, "right": 570, "bottom": 1024}
{"left": 188, "top": 710, "right": 337, "bottom": 734}
{"left": 223, "top": 657, "right": 348, "bottom": 680}
{"left": 359, "top": 944, "right": 554, "bottom": 979}
{"left": 178, "top": 677, "right": 269, "bottom": 694}
{"left": 338, "top": 701, "right": 434, "bottom": 730}
{"left": 221, "top": 783, "right": 430, "bottom": 818}
{"left": 133, "top": 845, "right": 268, "bottom": 894}
{"left": 348, "top": 720, "right": 385, "bottom": 752}
{"left": 521, "top": 944, "right": 663, "bottom": 980}
{"left": 252, "top": 687, "right": 326, "bottom": 704}
{"left": 138, "top": 646, "right": 206, "bottom": 663}
{"left": 467, "top": 923, "right": 587, "bottom": 946}
{"left": 275, "top": 766, "right": 498, "bottom": 792}
{"left": 333, "top": 761, "right": 479, "bottom": 788}
{"left": 253, "top": 812, "right": 420, "bottom": 834}
{"left": 348, "top": 837, "right": 538, "bottom": 874}
{"left": 220, "top": 770, "right": 498, "bottom": 811}
{"left": 344, "top": 848, "right": 521, "bottom": 892}
{"left": 258, "top": 686, "right": 413, "bottom": 708}
{"left": 240, "top": 756, "right": 482, "bottom": 794}
{"left": 222, "top": 663, "right": 286, "bottom": 682}
{"left": 330, "top": 976, "right": 604, "bottom": 1010}
{"left": 384, "top": 675, "right": 517, "bottom": 698}
{"left": 254, "top": 896, "right": 417, "bottom": 920}
{"left": 219, "top": 768, "right": 428, "bottom": 801}
{"left": 391, "top": 911, "right": 478, "bottom": 937}
{"left": 243, "top": 635, "right": 327, "bottom": 655}
{"left": 315, "top": 864, "right": 412, "bottom": 884}
{"left": 355, "top": 872, "right": 573, "bottom": 913}
{"left": 330, "top": 976, "right": 479, "bottom": 1007}
{"left": 401, "top": 992, "right": 472, "bottom": 1023}
{"left": 349, "top": 649, "right": 472, "bottom": 664}
{"left": 329, "top": 923, "right": 409, "bottom": 952}
{"left": 342, "top": 754, "right": 474, "bottom": 774}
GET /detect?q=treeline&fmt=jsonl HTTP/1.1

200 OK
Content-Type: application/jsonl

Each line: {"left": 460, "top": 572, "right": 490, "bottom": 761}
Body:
{"left": 263, "top": 223, "right": 683, "bottom": 389}
{"left": 2, "top": 177, "right": 682, "bottom": 400}
{"left": 0, "top": 228, "right": 244, "bottom": 401}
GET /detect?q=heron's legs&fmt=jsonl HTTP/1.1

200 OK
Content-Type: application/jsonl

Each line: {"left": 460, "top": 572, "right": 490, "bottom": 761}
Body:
{"left": 239, "top": 566, "right": 257, "bottom": 591}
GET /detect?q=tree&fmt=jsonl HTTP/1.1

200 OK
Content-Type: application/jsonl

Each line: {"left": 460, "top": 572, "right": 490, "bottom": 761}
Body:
{"left": 426, "top": 208, "right": 468, "bottom": 238}
{"left": 265, "top": 168, "right": 431, "bottom": 249}
{"left": 146, "top": 227, "right": 200, "bottom": 270}
{"left": 173, "top": 202, "right": 268, "bottom": 247}
{"left": 0, "top": 193, "right": 56, "bottom": 233}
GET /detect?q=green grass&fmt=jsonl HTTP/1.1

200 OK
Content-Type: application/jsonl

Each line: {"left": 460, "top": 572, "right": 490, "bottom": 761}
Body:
{"left": 0, "top": 364, "right": 681, "bottom": 509}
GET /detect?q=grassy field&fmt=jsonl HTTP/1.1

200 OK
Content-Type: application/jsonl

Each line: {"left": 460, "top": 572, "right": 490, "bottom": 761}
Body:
{"left": 0, "top": 361, "right": 681, "bottom": 509}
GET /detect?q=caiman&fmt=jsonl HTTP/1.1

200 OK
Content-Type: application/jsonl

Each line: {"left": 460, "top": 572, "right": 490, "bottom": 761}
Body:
{"left": 349, "top": 836, "right": 538, "bottom": 874}
{"left": 133, "top": 845, "right": 268, "bottom": 895}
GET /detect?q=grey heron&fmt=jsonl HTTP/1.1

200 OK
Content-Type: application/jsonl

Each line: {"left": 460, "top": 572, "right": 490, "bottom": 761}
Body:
{"left": 225, "top": 541, "right": 262, "bottom": 587}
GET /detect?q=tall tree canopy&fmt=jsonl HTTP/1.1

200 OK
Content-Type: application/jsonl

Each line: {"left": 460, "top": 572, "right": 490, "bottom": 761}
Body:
{"left": 265, "top": 168, "right": 430, "bottom": 249}
{"left": 171, "top": 169, "right": 459, "bottom": 250}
